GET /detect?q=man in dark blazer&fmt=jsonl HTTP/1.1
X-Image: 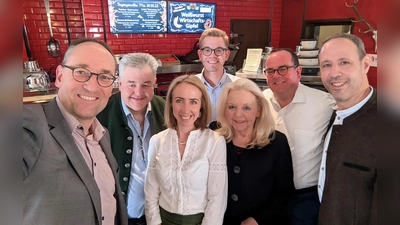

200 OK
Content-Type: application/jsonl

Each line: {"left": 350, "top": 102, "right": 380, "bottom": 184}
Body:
{"left": 23, "top": 38, "right": 128, "bottom": 225}
{"left": 317, "top": 33, "right": 377, "bottom": 225}
{"left": 97, "top": 53, "right": 166, "bottom": 225}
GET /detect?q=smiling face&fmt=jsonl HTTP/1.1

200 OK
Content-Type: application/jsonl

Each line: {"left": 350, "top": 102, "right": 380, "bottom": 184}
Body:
{"left": 224, "top": 89, "right": 261, "bottom": 136}
{"left": 55, "top": 41, "right": 115, "bottom": 125}
{"left": 197, "top": 36, "right": 230, "bottom": 75}
{"left": 265, "top": 50, "right": 301, "bottom": 97}
{"left": 319, "top": 38, "right": 370, "bottom": 110}
{"left": 118, "top": 64, "right": 156, "bottom": 114}
{"left": 172, "top": 82, "right": 202, "bottom": 131}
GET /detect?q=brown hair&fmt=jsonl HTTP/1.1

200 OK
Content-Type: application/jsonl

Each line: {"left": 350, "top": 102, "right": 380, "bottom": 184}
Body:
{"left": 199, "top": 28, "right": 229, "bottom": 48}
{"left": 164, "top": 75, "right": 211, "bottom": 130}
{"left": 62, "top": 37, "right": 116, "bottom": 68}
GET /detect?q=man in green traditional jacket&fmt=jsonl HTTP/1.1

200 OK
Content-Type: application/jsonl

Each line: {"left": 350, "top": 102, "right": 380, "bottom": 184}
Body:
{"left": 97, "top": 53, "right": 166, "bottom": 225}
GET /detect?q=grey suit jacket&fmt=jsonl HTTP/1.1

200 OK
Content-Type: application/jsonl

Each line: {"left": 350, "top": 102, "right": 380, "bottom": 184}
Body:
{"left": 23, "top": 99, "right": 128, "bottom": 225}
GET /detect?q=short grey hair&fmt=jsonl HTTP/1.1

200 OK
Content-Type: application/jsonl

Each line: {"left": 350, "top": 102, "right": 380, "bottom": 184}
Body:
{"left": 118, "top": 53, "right": 158, "bottom": 78}
{"left": 319, "top": 33, "right": 366, "bottom": 61}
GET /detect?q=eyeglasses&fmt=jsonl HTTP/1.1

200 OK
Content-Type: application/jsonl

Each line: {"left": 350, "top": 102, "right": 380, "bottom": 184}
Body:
{"left": 200, "top": 47, "right": 228, "bottom": 56}
{"left": 264, "top": 65, "right": 298, "bottom": 77}
{"left": 62, "top": 65, "right": 117, "bottom": 87}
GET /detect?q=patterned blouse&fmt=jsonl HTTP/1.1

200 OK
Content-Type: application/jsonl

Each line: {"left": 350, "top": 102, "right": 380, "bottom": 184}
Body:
{"left": 145, "top": 128, "right": 228, "bottom": 225}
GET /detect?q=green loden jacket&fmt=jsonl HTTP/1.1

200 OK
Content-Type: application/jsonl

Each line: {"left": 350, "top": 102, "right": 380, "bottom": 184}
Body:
{"left": 97, "top": 92, "right": 166, "bottom": 201}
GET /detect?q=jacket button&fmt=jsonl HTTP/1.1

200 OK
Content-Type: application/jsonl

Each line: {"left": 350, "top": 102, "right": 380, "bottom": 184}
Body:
{"left": 125, "top": 163, "right": 130, "bottom": 168}
{"left": 231, "top": 194, "right": 238, "bottom": 201}
{"left": 123, "top": 177, "right": 128, "bottom": 182}
{"left": 127, "top": 136, "right": 133, "bottom": 141}
{"left": 234, "top": 166, "right": 241, "bottom": 174}
{"left": 126, "top": 149, "right": 132, "bottom": 154}
{"left": 121, "top": 191, "right": 125, "bottom": 195}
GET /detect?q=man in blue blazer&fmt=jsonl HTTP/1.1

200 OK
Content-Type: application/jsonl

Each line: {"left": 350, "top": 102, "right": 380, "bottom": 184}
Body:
{"left": 23, "top": 38, "right": 128, "bottom": 225}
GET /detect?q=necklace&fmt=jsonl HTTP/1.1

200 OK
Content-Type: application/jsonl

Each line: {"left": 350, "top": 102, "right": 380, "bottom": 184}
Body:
{"left": 178, "top": 141, "right": 187, "bottom": 145}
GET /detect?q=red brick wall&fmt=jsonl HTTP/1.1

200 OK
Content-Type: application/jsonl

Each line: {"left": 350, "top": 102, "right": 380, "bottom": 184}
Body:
{"left": 23, "top": 0, "right": 278, "bottom": 77}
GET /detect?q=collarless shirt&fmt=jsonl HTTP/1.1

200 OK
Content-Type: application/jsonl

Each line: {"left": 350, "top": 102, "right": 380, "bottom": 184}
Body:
{"left": 56, "top": 97, "right": 116, "bottom": 225}
{"left": 121, "top": 97, "right": 153, "bottom": 218}
{"left": 263, "top": 83, "right": 335, "bottom": 189}
{"left": 318, "top": 87, "right": 374, "bottom": 201}
{"left": 196, "top": 69, "right": 240, "bottom": 121}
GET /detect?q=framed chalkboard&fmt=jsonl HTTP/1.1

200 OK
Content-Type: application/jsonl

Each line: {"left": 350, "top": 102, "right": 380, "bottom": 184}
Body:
{"left": 108, "top": 0, "right": 167, "bottom": 34}
{"left": 167, "top": 1, "right": 216, "bottom": 33}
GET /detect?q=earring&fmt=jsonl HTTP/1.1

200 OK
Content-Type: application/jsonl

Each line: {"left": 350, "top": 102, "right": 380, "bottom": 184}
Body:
{"left": 198, "top": 112, "right": 202, "bottom": 118}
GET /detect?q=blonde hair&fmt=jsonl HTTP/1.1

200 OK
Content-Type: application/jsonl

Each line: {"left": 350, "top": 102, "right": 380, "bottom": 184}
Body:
{"left": 164, "top": 75, "right": 212, "bottom": 130}
{"left": 199, "top": 28, "right": 229, "bottom": 48}
{"left": 216, "top": 79, "right": 275, "bottom": 148}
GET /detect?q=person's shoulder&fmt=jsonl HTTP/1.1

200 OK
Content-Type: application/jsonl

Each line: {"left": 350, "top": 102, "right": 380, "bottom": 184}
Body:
{"left": 300, "top": 83, "right": 329, "bottom": 97}
{"left": 272, "top": 130, "right": 289, "bottom": 143}
{"left": 262, "top": 88, "right": 274, "bottom": 103}
{"left": 23, "top": 103, "right": 46, "bottom": 122}
{"left": 228, "top": 74, "right": 241, "bottom": 82}
{"left": 201, "top": 128, "right": 225, "bottom": 141}
{"left": 262, "top": 88, "right": 273, "bottom": 96}
{"left": 300, "top": 84, "right": 335, "bottom": 105}
{"left": 151, "top": 95, "right": 166, "bottom": 105}
{"left": 151, "top": 128, "right": 170, "bottom": 141}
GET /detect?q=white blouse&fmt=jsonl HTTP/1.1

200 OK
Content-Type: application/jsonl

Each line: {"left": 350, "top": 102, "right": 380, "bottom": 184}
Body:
{"left": 145, "top": 128, "right": 228, "bottom": 225}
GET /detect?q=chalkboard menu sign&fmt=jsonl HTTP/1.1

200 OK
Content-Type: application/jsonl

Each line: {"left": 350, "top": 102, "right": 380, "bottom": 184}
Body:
{"left": 108, "top": 0, "right": 167, "bottom": 34}
{"left": 167, "top": 1, "right": 216, "bottom": 33}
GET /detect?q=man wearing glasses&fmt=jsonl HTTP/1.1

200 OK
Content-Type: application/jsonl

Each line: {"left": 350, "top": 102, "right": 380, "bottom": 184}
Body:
{"left": 262, "top": 48, "right": 334, "bottom": 225}
{"left": 97, "top": 53, "right": 166, "bottom": 225}
{"left": 23, "top": 38, "right": 127, "bottom": 225}
{"left": 196, "top": 28, "right": 240, "bottom": 128}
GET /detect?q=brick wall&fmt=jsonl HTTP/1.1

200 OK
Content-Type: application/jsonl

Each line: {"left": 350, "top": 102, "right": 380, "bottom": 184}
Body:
{"left": 23, "top": 0, "right": 279, "bottom": 77}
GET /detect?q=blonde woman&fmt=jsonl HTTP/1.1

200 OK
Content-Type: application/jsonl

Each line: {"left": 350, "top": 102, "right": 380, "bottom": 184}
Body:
{"left": 217, "top": 79, "right": 294, "bottom": 225}
{"left": 145, "top": 75, "right": 227, "bottom": 225}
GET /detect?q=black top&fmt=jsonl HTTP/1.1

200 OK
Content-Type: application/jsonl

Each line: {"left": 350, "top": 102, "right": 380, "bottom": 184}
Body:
{"left": 223, "top": 131, "right": 294, "bottom": 225}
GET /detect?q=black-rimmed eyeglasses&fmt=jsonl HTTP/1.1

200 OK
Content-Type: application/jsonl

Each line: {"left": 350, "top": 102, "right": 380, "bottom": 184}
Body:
{"left": 264, "top": 65, "right": 298, "bottom": 77}
{"left": 200, "top": 47, "right": 228, "bottom": 56}
{"left": 62, "top": 65, "right": 117, "bottom": 87}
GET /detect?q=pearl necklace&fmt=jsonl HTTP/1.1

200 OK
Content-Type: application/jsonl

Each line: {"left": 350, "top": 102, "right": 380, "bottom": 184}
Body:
{"left": 178, "top": 140, "right": 187, "bottom": 145}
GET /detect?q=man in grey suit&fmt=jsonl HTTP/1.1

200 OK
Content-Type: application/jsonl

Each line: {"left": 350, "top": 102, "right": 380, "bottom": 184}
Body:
{"left": 23, "top": 38, "right": 128, "bottom": 225}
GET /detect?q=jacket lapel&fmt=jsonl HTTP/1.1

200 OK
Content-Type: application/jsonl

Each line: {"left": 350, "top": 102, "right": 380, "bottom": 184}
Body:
{"left": 43, "top": 99, "right": 102, "bottom": 223}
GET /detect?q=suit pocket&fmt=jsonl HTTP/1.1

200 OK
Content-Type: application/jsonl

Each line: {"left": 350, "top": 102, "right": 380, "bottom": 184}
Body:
{"left": 343, "top": 161, "right": 370, "bottom": 172}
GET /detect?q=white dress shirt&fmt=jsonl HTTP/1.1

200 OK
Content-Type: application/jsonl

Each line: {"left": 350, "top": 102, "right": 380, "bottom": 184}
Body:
{"left": 145, "top": 128, "right": 228, "bottom": 225}
{"left": 263, "top": 83, "right": 335, "bottom": 189}
{"left": 196, "top": 69, "right": 240, "bottom": 121}
{"left": 318, "top": 87, "right": 374, "bottom": 201}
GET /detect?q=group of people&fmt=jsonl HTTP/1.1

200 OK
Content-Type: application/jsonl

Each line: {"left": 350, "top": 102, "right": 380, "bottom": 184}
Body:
{"left": 23, "top": 27, "right": 376, "bottom": 225}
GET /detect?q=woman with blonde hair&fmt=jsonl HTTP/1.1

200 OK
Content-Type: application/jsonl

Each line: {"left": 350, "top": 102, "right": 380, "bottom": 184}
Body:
{"left": 217, "top": 78, "right": 294, "bottom": 225}
{"left": 145, "top": 75, "right": 227, "bottom": 225}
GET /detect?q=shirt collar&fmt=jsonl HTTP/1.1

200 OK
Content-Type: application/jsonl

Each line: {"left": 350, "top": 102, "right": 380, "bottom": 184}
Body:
{"left": 268, "top": 83, "right": 304, "bottom": 108}
{"left": 334, "top": 86, "right": 374, "bottom": 119}
{"left": 55, "top": 96, "right": 106, "bottom": 141}
{"left": 198, "top": 68, "right": 229, "bottom": 88}
{"left": 290, "top": 83, "right": 306, "bottom": 103}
